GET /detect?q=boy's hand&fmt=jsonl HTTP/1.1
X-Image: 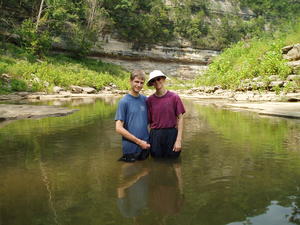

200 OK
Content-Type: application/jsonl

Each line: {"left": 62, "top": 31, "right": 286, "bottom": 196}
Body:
{"left": 138, "top": 140, "right": 150, "bottom": 149}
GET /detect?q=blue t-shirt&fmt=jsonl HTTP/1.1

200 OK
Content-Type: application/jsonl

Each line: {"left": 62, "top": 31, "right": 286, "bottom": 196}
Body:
{"left": 115, "top": 94, "right": 149, "bottom": 154}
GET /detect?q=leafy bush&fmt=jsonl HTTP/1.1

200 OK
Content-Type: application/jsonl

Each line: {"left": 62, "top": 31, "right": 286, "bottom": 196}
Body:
{"left": 195, "top": 36, "right": 293, "bottom": 89}
{"left": 15, "top": 19, "right": 52, "bottom": 55}
{"left": 10, "top": 79, "right": 28, "bottom": 91}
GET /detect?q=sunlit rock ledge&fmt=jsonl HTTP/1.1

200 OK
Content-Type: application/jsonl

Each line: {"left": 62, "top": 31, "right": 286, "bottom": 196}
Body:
{"left": 0, "top": 104, "right": 78, "bottom": 122}
{"left": 224, "top": 102, "right": 300, "bottom": 119}
{"left": 92, "top": 42, "right": 219, "bottom": 65}
{"left": 53, "top": 37, "right": 219, "bottom": 79}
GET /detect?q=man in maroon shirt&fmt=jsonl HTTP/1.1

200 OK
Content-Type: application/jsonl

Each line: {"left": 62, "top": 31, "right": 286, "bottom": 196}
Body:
{"left": 146, "top": 70, "right": 185, "bottom": 158}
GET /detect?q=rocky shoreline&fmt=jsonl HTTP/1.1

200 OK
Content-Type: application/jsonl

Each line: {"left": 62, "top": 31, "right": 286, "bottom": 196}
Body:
{"left": 0, "top": 88, "right": 300, "bottom": 124}
{"left": 1, "top": 89, "right": 300, "bottom": 101}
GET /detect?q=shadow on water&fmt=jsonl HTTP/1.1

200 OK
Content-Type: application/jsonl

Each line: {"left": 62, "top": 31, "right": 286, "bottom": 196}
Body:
{"left": 0, "top": 97, "right": 300, "bottom": 225}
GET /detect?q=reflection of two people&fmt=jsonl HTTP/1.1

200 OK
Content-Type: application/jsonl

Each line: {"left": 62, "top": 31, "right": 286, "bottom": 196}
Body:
{"left": 117, "top": 161, "right": 184, "bottom": 224}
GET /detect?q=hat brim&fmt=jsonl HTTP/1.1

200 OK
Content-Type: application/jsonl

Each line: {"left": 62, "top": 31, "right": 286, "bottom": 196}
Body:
{"left": 147, "top": 76, "right": 167, "bottom": 86}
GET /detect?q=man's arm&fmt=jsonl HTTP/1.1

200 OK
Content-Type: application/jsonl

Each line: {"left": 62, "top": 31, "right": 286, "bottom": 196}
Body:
{"left": 173, "top": 163, "right": 183, "bottom": 194}
{"left": 116, "top": 120, "right": 150, "bottom": 149}
{"left": 173, "top": 114, "right": 184, "bottom": 152}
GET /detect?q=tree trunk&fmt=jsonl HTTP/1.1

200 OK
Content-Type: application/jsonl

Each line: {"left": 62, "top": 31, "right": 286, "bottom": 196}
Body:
{"left": 36, "top": 0, "right": 45, "bottom": 30}
{"left": 87, "top": 0, "right": 97, "bottom": 29}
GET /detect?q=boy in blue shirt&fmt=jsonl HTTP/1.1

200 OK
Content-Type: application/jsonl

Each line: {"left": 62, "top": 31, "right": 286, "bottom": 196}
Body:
{"left": 115, "top": 70, "right": 150, "bottom": 162}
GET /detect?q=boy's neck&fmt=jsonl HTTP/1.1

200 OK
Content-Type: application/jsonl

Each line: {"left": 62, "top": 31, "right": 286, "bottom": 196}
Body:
{"left": 129, "top": 90, "right": 140, "bottom": 97}
{"left": 155, "top": 88, "right": 167, "bottom": 97}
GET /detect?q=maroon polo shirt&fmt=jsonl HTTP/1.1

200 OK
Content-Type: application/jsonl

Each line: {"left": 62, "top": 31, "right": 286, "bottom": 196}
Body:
{"left": 147, "top": 91, "right": 185, "bottom": 129}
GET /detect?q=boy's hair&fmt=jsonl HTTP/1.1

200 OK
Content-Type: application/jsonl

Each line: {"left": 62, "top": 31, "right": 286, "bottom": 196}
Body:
{"left": 130, "top": 70, "right": 146, "bottom": 81}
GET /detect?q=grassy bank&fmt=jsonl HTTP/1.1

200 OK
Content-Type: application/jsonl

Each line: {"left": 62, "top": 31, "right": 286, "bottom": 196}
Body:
{"left": 195, "top": 22, "right": 300, "bottom": 91}
{"left": 0, "top": 44, "right": 193, "bottom": 95}
{"left": 0, "top": 45, "right": 131, "bottom": 94}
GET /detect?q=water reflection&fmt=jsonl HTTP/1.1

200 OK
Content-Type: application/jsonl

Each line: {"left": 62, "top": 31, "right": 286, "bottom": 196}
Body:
{"left": 0, "top": 98, "right": 300, "bottom": 225}
{"left": 180, "top": 101, "right": 300, "bottom": 225}
{"left": 117, "top": 163, "right": 149, "bottom": 219}
{"left": 148, "top": 161, "right": 184, "bottom": 217}
{"left": 116, "top": 160, "right": 184, "bottom": 225}
{"left": 228, "top": 200, "right": 299, "bottom": 225}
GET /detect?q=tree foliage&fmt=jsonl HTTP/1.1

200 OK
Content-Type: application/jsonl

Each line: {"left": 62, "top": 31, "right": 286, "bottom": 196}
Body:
{"left": 102, "top": 0, "right": 174, "bottom": 50}
{"left": 240, "top": 0, "right": 300, "bottom": 19}
{"left": 1, "top": 0, "right": 300, "bottom": 54}
{"left": 1, "top": 0, "right": 110, "bottom": 56}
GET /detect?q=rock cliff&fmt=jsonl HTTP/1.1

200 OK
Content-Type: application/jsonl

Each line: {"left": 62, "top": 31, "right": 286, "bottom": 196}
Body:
{"left": 88, "top": 38, "right": 219, "bottom": 79}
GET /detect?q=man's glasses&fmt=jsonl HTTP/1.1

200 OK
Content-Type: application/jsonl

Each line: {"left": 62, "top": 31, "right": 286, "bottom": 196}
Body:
{"left": 151, "top": 77, "right": 163, "bottom": 83}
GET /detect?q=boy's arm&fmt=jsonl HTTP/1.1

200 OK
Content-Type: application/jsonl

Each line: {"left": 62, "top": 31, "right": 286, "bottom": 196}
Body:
{"left": 117, "top": 168, "right": 149, "bottom": 198}
{"left": 116, "top": 120, "right": 150, "bottom": 149}
{"left": 173, "top": 114, "right": 184, "bottom": 152}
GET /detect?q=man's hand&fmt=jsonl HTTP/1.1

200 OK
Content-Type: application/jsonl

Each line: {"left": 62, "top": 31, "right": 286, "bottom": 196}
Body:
{"left": 173, "top": 140, "right": 181, "bottom": 152}
{"left": 137, "top": 140, "right": 150, "bottom": 150}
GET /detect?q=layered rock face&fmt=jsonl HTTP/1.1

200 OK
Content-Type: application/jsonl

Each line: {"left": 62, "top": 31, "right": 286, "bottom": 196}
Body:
{"left": 89, "top": 38, "right": 219, "bottom": 79}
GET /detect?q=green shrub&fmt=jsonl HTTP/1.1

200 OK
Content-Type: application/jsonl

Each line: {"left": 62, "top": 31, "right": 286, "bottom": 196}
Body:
{"left": 15, "top": 19, "right": 52, "bottom": 56}
{"left": 195, "top": 36, "right": 293, "bottom": 89}
{"left": 10, "top": 79, "right": 27, "bottom": 91}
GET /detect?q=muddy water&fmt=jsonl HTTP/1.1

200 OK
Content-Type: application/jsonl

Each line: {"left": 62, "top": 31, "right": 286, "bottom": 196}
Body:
{"left": 0, "top": 97, "right": 300, "bottom": 225}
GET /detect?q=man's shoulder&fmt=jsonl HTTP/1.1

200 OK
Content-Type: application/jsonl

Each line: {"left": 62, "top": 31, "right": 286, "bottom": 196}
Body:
{"left": 140, "top": 94, "right": 147, "bottom": 101}
{"left": 167, "top": 91, "right": 178, "bottom": 97}
{"left": 119, "top": 94, "right": 147, "bottom": 104}
{"left": 120, "top": 94, "right": 132, "bottom": 100}
{"left": 118, "top": 94, "right": 130, "bottom": 105}
{"left": 167, "top": 91, "right": 182, "bottom": 100}
{"left": 147, "top": 94, "right": 156, "bottom": 102}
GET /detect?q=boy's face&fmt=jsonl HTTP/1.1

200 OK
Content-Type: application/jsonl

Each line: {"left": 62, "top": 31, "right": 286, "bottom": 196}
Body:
{"left": 130, "top": 76, "right": 145, "bottom": 94}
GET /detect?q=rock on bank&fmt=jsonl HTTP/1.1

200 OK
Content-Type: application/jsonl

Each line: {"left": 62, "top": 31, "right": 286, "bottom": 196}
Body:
{"left": 0, "top": 104, "right": 78, "bottom": 121}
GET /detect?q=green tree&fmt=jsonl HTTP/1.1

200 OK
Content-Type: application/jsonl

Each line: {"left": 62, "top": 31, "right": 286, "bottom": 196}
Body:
{"left": 240, "top": 0, "right": 300, "bottom": 20}
{"left": 103, "top": 0, "right": 174, "bottom": 50}
{"left": 15, "top": 18, "right": 51, "bottom": 55}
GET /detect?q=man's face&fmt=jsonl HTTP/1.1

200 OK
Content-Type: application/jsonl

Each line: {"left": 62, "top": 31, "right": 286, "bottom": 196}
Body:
{"left": 152, "top": 76, "right": 166, "bottom": 90}
{"left": 130, "top": 76, "right": 145, "bottom": 94}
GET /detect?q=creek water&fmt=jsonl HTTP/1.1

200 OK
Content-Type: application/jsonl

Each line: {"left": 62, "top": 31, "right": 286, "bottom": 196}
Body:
{"left": 1, "top": 97, "right": 300, "bottom": 225}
